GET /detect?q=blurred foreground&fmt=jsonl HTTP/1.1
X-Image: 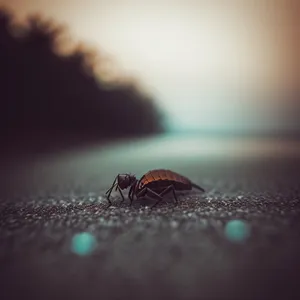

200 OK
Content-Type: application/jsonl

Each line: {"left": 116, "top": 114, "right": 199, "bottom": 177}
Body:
{"left": 1, "top": 134, "right": 300, "bottom": 300}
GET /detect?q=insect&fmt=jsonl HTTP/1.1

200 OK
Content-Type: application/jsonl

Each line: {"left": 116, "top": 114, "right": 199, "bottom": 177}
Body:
{"left": 105, "top": 169, "right": 205, "bottom": 208}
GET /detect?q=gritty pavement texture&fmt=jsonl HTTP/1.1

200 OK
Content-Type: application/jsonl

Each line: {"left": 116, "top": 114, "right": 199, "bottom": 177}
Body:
{"left": 1, "top": 135, "right": 300, "bottom": 300}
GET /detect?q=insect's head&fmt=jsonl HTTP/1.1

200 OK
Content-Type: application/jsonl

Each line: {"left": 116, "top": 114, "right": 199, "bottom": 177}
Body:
{"left": 117, "top": 173, "right": 137, "bottom": 190}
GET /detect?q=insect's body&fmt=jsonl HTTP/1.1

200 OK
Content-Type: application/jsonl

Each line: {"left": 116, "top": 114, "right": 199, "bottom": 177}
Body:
{"left": 136, "top": 169, "right": 193, "bottom": 194}
{"left": 106, "top": 169, "right": 205, "bottom": 208}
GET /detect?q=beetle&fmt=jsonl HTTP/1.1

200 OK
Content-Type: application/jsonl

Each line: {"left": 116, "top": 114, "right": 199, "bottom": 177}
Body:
{"left": 105, "top": 169, "right": 205, "bottom": 208}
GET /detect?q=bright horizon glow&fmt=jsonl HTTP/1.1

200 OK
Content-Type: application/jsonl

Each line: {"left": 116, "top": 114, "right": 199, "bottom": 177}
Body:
{"left": 1, "top": 0, "right": 299, "bottom": 133}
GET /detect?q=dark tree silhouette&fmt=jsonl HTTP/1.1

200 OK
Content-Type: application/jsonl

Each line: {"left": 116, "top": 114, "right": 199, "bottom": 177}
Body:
{"left": 0, "top": 9, "right": 163, "bottom": 152}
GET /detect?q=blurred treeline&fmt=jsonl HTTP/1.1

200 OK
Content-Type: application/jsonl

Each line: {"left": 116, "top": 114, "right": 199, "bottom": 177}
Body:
{"left": 0, "top": 8, "right": 163, "bottom": 151}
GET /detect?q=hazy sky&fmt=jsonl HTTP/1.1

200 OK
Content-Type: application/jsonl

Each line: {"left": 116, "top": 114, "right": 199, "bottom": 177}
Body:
{"left": 1, "top": 0, "right": 299, "bottom": 132}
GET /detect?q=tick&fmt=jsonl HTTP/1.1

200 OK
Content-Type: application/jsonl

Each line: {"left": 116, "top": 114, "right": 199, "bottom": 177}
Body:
{"left": 105, "top": 169, "right": 205, "bottom": 208}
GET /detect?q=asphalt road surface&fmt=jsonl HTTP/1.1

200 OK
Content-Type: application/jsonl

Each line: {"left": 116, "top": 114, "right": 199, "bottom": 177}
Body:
{"left": 1, "top": 134, "right": 300, "bottom": 300}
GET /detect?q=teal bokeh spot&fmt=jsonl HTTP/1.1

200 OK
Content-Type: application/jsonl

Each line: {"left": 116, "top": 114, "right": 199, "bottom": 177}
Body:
{"left": 224, "top": 220, "right": 250, "bottom": 242}
{"left": 71, "top": 232, "right": 97, "bottom": 255}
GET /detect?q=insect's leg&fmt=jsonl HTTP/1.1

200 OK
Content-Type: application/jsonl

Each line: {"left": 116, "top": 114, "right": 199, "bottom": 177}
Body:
{"left": 106, "top": 188, "right": 114, "bottom": 203}
{"left": 170, "top": 185, "right": 178, "bottom": 205}
{"left": 135, "top": 187, "right": 161, "bottom": 205}
{"left": 138, "top": 188, "right": 164, "bottom": 208}
{"left": 136, "top": 187, "right": 148, "bottom": 198}
{"left": 128, "top": 193, "right": 133, "bottom": 205}
{"left": 129, "top": 189, "right": 135, "bottom": 206}
{"left": 150, "top": 196, "right": 164, "bottom": 208}
{"left": 106, "top": 176, "right": 118, "bottom": 194}
{"left": 159, "top": 185, "right": 175, "bottom": 197}
{"left": 129, "top": 187, "right": 138, "bottom": 206}
{"left": 106, "top": 185, "right": 113, "bottom": 196}
{"left": 117, "top": 187, "right": 125, "bottom": 204}
{"left": 163, "top": 185, "right": 178, "bottom": 206}
{"left": 129, "top": 186, "right": 146, "bottom": 206}
{"left": 128, "top": 185, "right": 134, "bottom": 206}
{"left": 173, "top": 191, "right": 178, "bottom": 206}
{"left": 153, "top": 185, "right": 177, "bottom": 208}
{"left": 105, "top": 176, "right": 118, "bottom": 201}
{"left": 106, "top": 186, "right": 114, "bottom": 207}
{"left": 105, "top": 194, "right": 112, "bottom": 208}
{"left": 131, "top": 188, "right": 138, "bottom": 206}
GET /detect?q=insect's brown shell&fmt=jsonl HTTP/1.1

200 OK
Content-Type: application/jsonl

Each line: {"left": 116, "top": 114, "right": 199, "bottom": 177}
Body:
{"left": 137, "top": 169, "right": 192, "bottom": 192}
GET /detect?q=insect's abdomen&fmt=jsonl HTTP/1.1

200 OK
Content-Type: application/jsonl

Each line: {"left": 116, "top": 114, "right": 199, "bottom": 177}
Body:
{"left": 138, "top": 169, "right": 192, "bottom": 192}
